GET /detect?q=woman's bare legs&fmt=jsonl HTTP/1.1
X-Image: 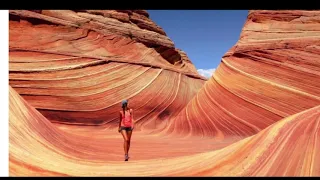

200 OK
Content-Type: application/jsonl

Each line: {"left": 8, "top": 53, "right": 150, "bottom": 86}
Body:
{"left": 127, "top": 130, "right": 132, "bottom": 153}
{"left": 120, "top": 130, "right": 129, "bottom": 155}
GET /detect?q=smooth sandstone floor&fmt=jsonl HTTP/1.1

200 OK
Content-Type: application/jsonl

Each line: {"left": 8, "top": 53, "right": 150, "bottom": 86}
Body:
{"left": 11, "top": 73, "right": 320, "bottom": 175}
{"left": 55, "top": 124, "right": 241, "bottom": 161}
{"left": 9, "top": 86, "right": 320, "bottom": 176}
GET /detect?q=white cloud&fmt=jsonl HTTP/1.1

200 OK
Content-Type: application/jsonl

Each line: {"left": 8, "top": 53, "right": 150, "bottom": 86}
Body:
{"left": 197, "top": 68, "right": 215, "bottom": 79}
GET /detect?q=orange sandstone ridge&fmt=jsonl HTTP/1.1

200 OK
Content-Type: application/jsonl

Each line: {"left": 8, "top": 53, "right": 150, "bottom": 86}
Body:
{"left": 9, "top": 10, "right": 320, "bottom": 176}
{"left": 165, "top": 10, "right": 320, "bottom": 138}
{"left": 9, "top": 10, "right": 206, "bottom": 127}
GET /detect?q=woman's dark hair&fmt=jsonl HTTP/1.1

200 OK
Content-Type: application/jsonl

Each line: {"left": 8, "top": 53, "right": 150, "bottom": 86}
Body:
{"left": 122, "top": 102, "right": 128, "bottom": 116}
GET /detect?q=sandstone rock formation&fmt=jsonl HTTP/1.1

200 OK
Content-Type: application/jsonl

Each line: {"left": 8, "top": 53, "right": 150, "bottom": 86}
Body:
{"left": 9, "top": 86, "right": 320, "bottom": 176}
{"left": 9, "top": 10, "right": 206, "bottom": 128}
{"left": 165, "top": 10, "right": 320, "bottom": 138}
{"left": 9, "top": 10, "right": 320, "bottom": 177}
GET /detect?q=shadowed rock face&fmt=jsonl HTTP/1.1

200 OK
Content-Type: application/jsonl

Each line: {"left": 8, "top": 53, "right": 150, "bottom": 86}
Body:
{"left": 9, "top": 10, "right": 206, "bottom": 127}
{"left": 164, "top": 10, "right": 320, "bottom": 138}
{"left": 9, "top": 10, "right": 320, "bottom": 177}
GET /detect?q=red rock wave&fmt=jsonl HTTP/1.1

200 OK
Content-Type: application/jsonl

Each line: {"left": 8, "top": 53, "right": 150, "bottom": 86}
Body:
{"left": 8, "top": 10, "right": 320, "bottom": 176}
{"left": 9, "top": 86, "right": 320, "bottom": 176}
{"left": 9, "top": 10, "right": 206, "bottom": 127}
{"left": 166, "top": 10, "right": 320, "bottom": 138}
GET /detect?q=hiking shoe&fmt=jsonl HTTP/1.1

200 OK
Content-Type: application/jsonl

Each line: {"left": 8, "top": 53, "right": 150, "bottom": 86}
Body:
{"left": 125, "top": 154, "right": 129, "bottom": 161}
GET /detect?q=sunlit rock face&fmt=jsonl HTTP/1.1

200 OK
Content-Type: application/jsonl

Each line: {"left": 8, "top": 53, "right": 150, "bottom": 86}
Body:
{"left": 9, "top": 86, "right": 320, "bottom": 176}
{"left": 165, "top": 10, "right": 320, "bottom": 138}
{"left": 9, "top": 10, "right": 320, "bottom": 177}
{"left": 9, "top": 10, "right": 206, "bottom": 128}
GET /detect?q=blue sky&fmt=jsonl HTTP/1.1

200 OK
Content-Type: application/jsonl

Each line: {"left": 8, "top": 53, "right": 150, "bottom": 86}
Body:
{"left": 148, "top": 10, "right": 248, "bottom": 78}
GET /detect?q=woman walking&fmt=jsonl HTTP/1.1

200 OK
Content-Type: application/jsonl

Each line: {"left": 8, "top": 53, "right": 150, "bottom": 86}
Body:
{"left": 118, "top": 99, "right": 134, "bottom": 161}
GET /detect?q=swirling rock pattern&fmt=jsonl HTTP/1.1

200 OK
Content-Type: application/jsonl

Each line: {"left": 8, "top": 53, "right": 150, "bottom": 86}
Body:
{"left": 166, "top": 10, "right": 320, "bottom": 138}
{"left": 9, "top": 86, "right": 320, "bottom": 176}
{"left": 9, "top": 10, "right": 206, "bottom": 127}
{"left": 9, "top": 10, "right": 320, "bottom": 176}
